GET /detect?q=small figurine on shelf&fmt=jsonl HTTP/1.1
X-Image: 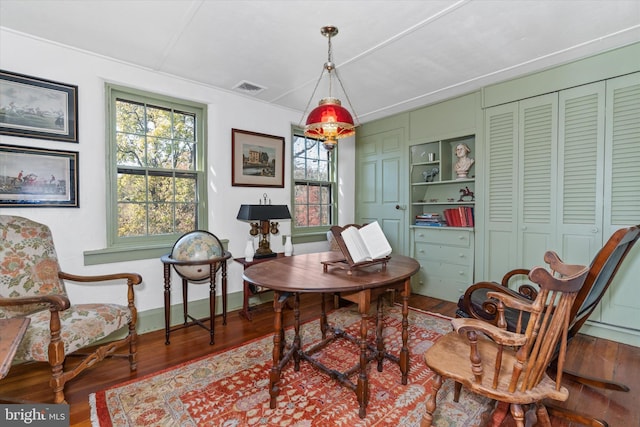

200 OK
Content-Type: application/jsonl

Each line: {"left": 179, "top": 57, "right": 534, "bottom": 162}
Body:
{"left": 454, "top": 143, "right": 474, "bottom": 179}
{"left": 422, "top": 167, "right": 439, "bottom": 182}
{"left": 458, "top": 186, "right": 475, "bottom": 202}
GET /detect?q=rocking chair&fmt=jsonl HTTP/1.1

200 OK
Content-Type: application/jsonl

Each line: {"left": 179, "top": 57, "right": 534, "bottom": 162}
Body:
{"left": 423, "top": 255, "right": 589, "bottom": 427}
{"left": 456, "top": 225, "right": 640, "bottom": 426}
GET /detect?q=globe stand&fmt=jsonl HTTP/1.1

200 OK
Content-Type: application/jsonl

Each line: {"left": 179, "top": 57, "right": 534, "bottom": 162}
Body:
{"left": 161, "top": 252, "right": 231, "bottom": 345}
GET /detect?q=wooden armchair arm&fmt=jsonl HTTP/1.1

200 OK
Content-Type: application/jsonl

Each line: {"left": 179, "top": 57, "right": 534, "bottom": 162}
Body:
{"left": 0, "top": 294, "right": 70, "bottom": 311}
{"left": 452, "top": 317, "right": 527, "bottom": 347}
{"left": 486, "top": 290, "right": 535, "bottom": 313}
{"left": 543, "top": 251, "right": 586, "bottom": 277}
{"left": 459, "top": 281, "right": 530, "bottom": 324}
{"left": 58, "top": 271, "right": 142, "bottom": 286}
{"left": 501, "top": 268, "right": 538, "bottom": 300}
{"left": 501, "top": 268, "right": 530, "bottom": 286}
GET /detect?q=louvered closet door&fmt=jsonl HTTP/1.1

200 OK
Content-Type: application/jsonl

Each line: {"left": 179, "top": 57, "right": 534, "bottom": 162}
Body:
{"left": 483, "top": 103, "right": 519, "bottom": 282}
{"left": 517, "top": 94, "right": 558, "bottom": 269}
{"left": 600, "top": 72, "right": 640, "bottom": 329}
{"left": 557, "top": 82, "right": 605, "bottom": 265}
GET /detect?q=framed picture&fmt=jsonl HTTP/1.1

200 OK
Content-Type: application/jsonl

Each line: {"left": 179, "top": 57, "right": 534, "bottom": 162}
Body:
{"left": 232, "top": 128, "right": 285, "bottom": 187}
{"left": 0, "top": 70, "right": 78, "bottom": 143}
{"left": 0, "top": 144, "right": 79, "bottom": 207}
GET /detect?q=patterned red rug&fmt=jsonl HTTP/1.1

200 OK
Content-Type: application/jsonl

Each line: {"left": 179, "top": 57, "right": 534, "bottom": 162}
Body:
{"left": 90, "top": 305, "right": 491, "bottom": 426}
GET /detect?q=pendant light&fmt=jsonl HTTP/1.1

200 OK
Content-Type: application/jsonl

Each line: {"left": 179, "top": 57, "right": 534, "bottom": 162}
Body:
{"left": 301, "top": 26, "right": 358, "bottom": 151}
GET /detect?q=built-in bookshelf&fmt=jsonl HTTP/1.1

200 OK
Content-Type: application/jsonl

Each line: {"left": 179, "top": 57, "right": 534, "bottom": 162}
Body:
{"left": 409, "top": 135, "right": 475, "bottom": 228}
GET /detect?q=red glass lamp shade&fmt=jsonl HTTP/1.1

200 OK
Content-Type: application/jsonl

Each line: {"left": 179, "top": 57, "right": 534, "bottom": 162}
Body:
{"left": 304, "top": 97, "right": 355, "bottom": 142}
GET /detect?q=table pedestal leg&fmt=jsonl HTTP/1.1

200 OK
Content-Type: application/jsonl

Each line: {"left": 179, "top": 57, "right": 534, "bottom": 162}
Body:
{"left": 357, "top": 294, "right": 370, "bottom": 419}
{"left": 269, "top": 290, "right": 284, "bottom": 409}
{"left": 376, "top": 296, "right": 385, "bottom": 372}
{"left": 399, "top": 278, "right": 410, "bottom": 384}
{"left": 293, "top": 293, "right": 301, "bottom": 371}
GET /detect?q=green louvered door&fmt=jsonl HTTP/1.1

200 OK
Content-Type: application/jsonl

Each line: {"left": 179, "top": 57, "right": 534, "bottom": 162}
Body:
{"left": 483, "top": 103, "right": 519, "bottom": 282}
{"left": 517, "top": 94, "right": 559, "bottom": 269}
{"left": 557, "top": 82, "right": 606, "bottom": 265}
{"left": 599, "top": 72, "right": 640, "bottom": 329}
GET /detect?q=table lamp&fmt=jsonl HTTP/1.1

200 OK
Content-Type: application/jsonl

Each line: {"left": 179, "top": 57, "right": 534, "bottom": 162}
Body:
{"left": 237, "top": 197, "right": 291, "bottom": 259}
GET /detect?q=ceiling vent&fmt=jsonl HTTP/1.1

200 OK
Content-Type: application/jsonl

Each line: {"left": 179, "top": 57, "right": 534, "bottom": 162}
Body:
{"left": 232, "top": 80, "right": 267, "bottom": 95}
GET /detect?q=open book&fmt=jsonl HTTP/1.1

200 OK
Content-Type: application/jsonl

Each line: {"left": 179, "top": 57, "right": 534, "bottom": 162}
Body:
{"left": 341, "top": 221, "right": 392, "bottom": 263}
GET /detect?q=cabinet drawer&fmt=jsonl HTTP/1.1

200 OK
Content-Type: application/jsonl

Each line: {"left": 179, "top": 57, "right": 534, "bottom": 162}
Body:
{"left": 418, "top": 259, "right": 473, "bottom": 283}
{"left": 414, "top": 242, "right": 472, "bottom": 265}
{"left": 413, "top": 228, "right": 472, "bottom": 247}
{"left": 412, "top": 270, "right": 467, "bottom": 302}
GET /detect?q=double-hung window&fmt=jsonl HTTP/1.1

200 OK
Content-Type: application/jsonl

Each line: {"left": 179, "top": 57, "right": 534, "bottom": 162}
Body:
{"left": 98, "top": 84, "right": 207, "bottom": 262}
{"left": 291, "top": 128, "right": 337, "bottom": 241}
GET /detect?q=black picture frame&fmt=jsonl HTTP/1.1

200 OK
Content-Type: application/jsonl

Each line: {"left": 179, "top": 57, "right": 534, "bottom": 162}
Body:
{"left": 231, "top": 128, "right": 285, "bottom": 188}
{"left": 0, "top": 70, "right": 78, "bottom": 143}
{"left": 0, "top": 144, "right": 79, "bottom": 207}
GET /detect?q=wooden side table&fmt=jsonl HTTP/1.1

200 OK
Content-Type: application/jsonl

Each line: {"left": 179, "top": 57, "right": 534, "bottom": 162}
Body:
{"left": 234, "top": 253, "right": 284, "bottom": 320}
{"left": 1, "top": 318, "right": 30, "bottom": 379}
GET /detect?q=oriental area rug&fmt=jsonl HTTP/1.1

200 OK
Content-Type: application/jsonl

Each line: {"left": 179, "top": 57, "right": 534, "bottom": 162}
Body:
{"left": 90, "top": 305, "right": 491, "bottom": 426}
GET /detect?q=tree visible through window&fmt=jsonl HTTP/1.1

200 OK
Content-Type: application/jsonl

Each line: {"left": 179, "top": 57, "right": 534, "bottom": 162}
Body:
{"left": 107, "top": 85, "right": 206, "bottom": 246}
{"left": 292, "top": 132, "right": 336, "bottom": 233}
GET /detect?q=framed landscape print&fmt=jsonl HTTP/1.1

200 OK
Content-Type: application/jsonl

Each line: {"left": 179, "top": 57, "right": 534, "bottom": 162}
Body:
{"left": 0, "top": 70, "right": 78, "bottom": 143}
{"left": 231, "top": 128, "right": 285, "bottom": 187}
{"left": 0, "top": 144, "right": 79, "bottom": 207}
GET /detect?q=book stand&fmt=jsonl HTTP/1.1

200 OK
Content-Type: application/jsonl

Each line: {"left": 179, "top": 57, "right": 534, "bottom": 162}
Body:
{"left": 322, "top": 224, "right": 391, "bottom": 275}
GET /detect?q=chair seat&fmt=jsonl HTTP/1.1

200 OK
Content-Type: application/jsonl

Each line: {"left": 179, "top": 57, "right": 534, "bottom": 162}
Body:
{"left": 14, "top": 303, "right": 132, "bottom": 363}
{"left": 425, "top": 332, "right": 568, "bottom": 404}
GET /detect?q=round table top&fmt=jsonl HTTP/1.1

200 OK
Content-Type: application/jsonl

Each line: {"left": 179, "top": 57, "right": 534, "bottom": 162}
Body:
{"left": 242, "top": 251, "right": 420, "bottom": 293}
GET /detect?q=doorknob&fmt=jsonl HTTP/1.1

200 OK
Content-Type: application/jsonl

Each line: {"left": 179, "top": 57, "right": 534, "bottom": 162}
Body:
{"left": 395, "top": 204, "right": 407, "bottom": 210}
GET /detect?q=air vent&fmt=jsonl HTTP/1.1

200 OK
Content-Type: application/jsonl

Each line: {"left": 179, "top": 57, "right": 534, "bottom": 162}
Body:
{"left": 232, "top": 80, "right": 267, "bottom": 95}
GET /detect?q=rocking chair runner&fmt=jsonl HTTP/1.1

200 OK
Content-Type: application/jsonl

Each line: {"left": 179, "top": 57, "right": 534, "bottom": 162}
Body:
{"left": 0, "top": 216, "right": 142, "bottom": 403}
{"left": 423, "top": 256, "right": 589, "bottom": 427}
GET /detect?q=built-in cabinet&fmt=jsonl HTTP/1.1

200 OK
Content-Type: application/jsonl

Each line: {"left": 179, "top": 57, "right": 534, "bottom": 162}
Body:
{"left": 409, "top": 135, "right": 476, "bottom": 302}
{"left": 483, "top": 72, "right": 640, "bottom": 342}
{"left": 411, "top": 227, "right": 474, "bottom": 302}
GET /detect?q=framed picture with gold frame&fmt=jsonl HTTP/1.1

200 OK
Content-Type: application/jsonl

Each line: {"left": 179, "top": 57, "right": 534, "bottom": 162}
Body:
{"left": 231, "top": 128, "right": 285, "bottom": 187}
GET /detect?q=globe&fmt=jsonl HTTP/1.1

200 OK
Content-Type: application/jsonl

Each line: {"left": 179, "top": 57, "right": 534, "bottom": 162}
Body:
{"left": 170, "top": 230, "right": 225, "bottom": 281}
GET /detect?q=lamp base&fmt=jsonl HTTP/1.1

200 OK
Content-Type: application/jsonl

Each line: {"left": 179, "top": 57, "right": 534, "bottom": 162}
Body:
{"left": 254, "top": 252, "right": 278, "bottom": 259}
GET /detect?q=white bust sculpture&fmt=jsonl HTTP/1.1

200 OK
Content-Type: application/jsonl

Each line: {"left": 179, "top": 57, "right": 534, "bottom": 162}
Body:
{"left": 454, "top": 143, "right": 474, "bottom": 179}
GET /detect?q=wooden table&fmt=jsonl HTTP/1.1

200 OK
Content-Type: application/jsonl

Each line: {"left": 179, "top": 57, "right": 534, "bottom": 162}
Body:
{"left": 1, "top": 318, "right": 30, "bottom": 379}
{"left": 242, "top": 251, "right": 420, "bottom": 418}
{"left": 161, "top": 251, "right": 231, "bottom": 345}
{"left": 233, "top": 253, "right": 284, "bottom": 320}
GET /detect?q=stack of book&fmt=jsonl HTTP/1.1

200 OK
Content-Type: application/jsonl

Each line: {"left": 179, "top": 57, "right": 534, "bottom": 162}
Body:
{"left": 415, "top": 213, "right": 446, "bottom": 227}
{"left": 443, "top": 207, "right": 474, "bottom": 227}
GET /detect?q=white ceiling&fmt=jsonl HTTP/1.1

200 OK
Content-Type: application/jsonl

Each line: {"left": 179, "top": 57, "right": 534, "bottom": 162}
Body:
{"left": 1, "top": 0, "right": 639, "bottom": 123}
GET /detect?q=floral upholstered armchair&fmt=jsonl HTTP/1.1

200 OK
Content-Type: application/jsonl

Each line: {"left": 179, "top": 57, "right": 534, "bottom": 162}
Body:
{"left": 0, "top": 215, "right": 142, "bottom": 403}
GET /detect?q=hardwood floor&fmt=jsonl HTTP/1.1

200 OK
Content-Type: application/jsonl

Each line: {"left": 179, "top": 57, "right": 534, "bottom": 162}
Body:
{"left": 1, "top": 293, "right": 638, "bottom": 426}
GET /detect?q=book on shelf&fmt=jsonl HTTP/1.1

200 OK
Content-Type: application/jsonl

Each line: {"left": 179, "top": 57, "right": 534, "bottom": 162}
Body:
{"left": 340, "top": 221, "right": 392, "bottom": 263}
{"left": 443, "top": 207, "right": 474, "bottom": 227}
{"left": 415, "top": 213, "right": 446, "bottom": 226}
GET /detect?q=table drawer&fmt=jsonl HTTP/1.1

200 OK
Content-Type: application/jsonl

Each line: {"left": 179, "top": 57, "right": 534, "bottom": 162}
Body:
{"left": 414, "top": 242, "right": 472, "bottom": 265}
{"left": 413, "top": 228, "right": 472, "bottom": 247}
